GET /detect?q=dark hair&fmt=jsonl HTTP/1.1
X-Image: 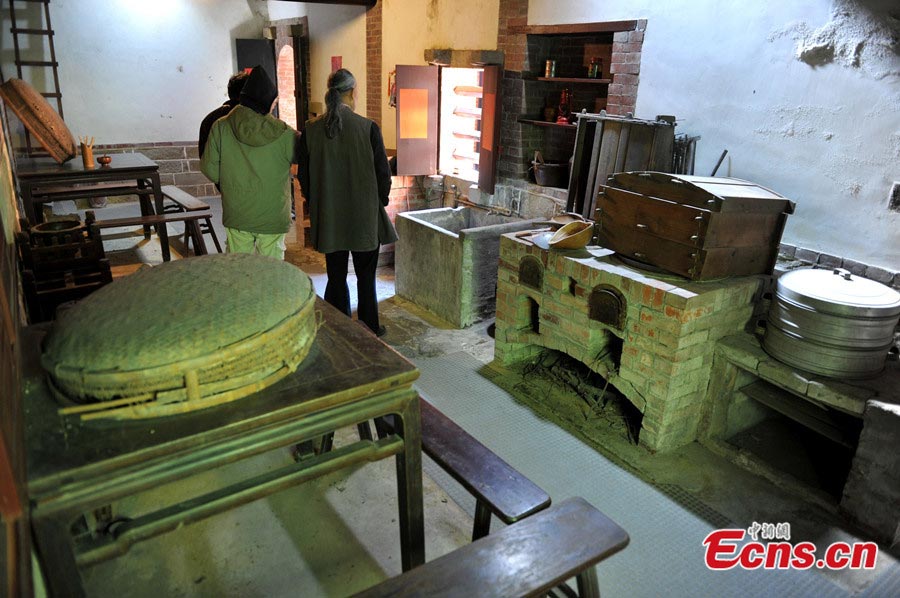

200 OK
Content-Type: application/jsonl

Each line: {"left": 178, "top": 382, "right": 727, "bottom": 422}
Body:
{"left": 227, "top": 72, "right": 249, "bottom": 102}
{"left": 324, "top": 68, "right": 356, "bottom": 139}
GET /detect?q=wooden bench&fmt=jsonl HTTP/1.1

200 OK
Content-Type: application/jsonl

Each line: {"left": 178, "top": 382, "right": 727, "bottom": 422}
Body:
{"left": 161, "top": 185, "right": 222, "bottom": 253}
{"left": 351, "top": 496, "right": 630, "bottom": 598}
{"left": 86, "top": 209, "right": 212, "bottom": 256}
{"left": 350, "top": 399, "right": 552, "bottom": 542}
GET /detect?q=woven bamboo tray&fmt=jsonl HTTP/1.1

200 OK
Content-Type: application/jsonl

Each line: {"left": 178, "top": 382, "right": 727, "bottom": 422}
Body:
{"left": 41, "top": 253, "right": 318, "bottom": 419}
{"left": 0, "top": 78, "right": 77, "bottom": 164}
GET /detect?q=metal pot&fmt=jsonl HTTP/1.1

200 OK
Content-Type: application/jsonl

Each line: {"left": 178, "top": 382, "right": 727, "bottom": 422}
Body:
{"left": 763, "top": 268, "right": 900, "bottom": 379}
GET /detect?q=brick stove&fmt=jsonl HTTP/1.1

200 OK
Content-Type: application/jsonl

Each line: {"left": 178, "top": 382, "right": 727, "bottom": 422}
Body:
{"left": 494, "top": 233, "right": 763, "bottom": 452}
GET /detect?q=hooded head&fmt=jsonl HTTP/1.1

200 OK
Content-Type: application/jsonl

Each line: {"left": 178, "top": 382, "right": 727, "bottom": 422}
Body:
{"left": 239, "top": 66, "right": 277, "bottom": 115}
{"left": 227, "top": 72, "right": 250, "bottom": 103}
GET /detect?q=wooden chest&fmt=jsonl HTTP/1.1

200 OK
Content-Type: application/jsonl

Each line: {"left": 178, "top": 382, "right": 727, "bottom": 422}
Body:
{"left": 596, "top": 172, "right": 795, "bottom": 280}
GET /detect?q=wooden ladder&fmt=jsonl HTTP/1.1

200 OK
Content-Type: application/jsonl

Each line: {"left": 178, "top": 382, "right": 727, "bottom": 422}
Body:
{"left": 7, "top": 0, "right": 64, "bottom": 157}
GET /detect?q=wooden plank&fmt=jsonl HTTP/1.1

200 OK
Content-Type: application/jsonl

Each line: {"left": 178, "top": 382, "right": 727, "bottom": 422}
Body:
{"left": 90, "top": 211, "right": 211, "bottom": 229}
{"left": 610, "top": 172, "right": 722, "bottom": 210}
{"left": 622, "top": 124, "right": 658, "bottom": 173}
{"left": 587, "top": 121, "right": 622, "bottom": 217}
{"left": 395, "top": 65, "right": 439, "bottom": 176}
{"left": 477, "top": 65, "right": 502, "bottom": 195}
{"left": 452, "top": 107, "right": 482, "bottom": 119}
{"left": 739, "top": 380, "right": 856, "bottom": 448}
{"left": 598, "top": 187, "right": 706, "bottom": 246}
{"left": 582, "top": 121, "right": 605, "bottom": 219}
{"left": 536, "top": 77, "right": 611, "bottom": 84}
{"left": 352, "top": 497, "right": 629, "bottom": 598}
{"left": 704, "top": 212, "right": 782, "bottom": 247}
{"left": 517, "top": 118, "right": 576, "bottom": 130}
{"left": 508, "top": 20, "right": 639, "bottom": 35}
{"left": 566, "top": 118, "right": 593, "bottom": 214}
{"left": 453, "top": 85, "right": 482, "bottom": 97}
{"left": 695, "top": 245, "right": 778, "bottom": 279}
{"left": 609, "top": 172, "right": 794, "bottom": 214}
{"left": 161, "top": 185, "right": 209, "bottom": 211}
{"left": 596, "top": 213, "right": 697, "bottom": 278}
{"left": 419, "top": 399, "right": 550, "bottom": 526}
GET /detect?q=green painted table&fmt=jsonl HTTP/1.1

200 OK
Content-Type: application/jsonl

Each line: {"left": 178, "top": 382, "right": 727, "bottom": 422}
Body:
{"left": 21, "top": 298, "right": 424, "bottom": 597}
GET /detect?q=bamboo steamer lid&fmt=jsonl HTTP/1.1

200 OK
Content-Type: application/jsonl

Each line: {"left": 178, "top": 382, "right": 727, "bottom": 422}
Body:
{"left": 42, "top": 253, "right": 318, "bottom": 419}
{"left": 0, "top": 78, "right": 77, "bottom": 163}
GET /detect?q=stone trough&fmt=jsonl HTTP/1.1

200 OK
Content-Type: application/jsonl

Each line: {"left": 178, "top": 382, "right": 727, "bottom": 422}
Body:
{"left": 394, "top": 206, "right": 538, "bottom": 328}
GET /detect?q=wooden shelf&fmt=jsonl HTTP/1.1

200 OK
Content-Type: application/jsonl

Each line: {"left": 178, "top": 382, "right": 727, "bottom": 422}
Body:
{"left": 536, "top": 77, "right": 611, "bottom": 84}
{"left": 508, "top": 20, "right": 638, "bottom": 36}
{"left": 517, "top": 118, "right": 577, "bottom": 129}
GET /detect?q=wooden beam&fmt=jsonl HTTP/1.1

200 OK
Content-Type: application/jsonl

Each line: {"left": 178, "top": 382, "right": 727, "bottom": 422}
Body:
{"left": 508, "top": 20, "right": 639, "bottom": 35}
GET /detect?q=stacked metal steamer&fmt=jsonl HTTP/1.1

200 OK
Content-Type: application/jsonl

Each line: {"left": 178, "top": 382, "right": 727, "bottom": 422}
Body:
{"left": 763, "top": 267, "right": 900, "bottom": 379}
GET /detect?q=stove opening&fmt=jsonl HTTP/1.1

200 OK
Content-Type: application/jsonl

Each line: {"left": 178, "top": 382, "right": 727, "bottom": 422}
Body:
{"left": 514, "top": 295, "right": 541, "bottom": 334}
{"left": 725, "top": 378, "right": 862, "bottom": 500}
{"left": 589, "top": 285, "right": 626, "bottom": 330}
{"left": 519, "top": 256, "right": 543, "bottom": 290}
{"left": 524, "top": 349, "right": 642, "bottom": 444}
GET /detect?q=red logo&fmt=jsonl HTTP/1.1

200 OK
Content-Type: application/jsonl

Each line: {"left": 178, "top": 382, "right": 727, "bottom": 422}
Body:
{"left": 703, "top": 526, "right": 878, "bottom": 571}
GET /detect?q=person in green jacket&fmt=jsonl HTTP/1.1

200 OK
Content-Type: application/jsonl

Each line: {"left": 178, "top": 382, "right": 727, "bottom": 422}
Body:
{"left": 201, "top": 65, "right": 298, "bottom": 259}
{"left": 298, "top": 68, "right": 396, "bottom": 337}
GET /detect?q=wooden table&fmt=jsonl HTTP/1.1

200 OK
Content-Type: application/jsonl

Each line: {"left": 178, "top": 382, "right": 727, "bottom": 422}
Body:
{"left": 15, "top": 153, "right": 173, "bottom": 261}
{"left": 21, "top": 299, "right": 425, "bottom": 597}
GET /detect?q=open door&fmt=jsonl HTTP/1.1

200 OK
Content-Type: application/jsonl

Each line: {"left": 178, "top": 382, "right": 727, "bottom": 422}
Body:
{"left": 477, "top": 65, "right": 501, "bottom": 195}
{"left": 395, "top": 65, "right": 438, "bottom": 176}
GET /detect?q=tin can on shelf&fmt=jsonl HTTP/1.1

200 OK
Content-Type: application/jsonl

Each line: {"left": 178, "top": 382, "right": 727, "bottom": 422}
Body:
{"left": 544, "top": 60, "right": 556, "bottom": 78}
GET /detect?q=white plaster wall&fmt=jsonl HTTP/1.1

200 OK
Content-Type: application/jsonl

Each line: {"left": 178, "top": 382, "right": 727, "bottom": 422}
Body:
{"left": 268, "top": 0, "right": 307, "bottom": 21}
{"left": 0, "top": 0, "right": 274, "bottom": 144}
{"left": 305, "top": 3, "right": 367, "bottom": 119}
{"left": 381, "top": 0, "right": 500, "bottom": 148}
{"left": 529, "top": 0, "right": 900, "bottom": 270}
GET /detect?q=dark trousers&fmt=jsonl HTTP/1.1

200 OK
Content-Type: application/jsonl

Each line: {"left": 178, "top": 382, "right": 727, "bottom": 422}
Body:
{"left": 324, "top": 248, "right": 380, "bottom": 333}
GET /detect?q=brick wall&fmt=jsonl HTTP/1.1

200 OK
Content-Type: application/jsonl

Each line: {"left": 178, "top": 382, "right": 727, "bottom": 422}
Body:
{"left": 92, "top": 141, "right": 214, "bottom": 197}
{"left": 276, "top": 44, "right": 297, "bottom": 129}
{"left": 778, "top": 243, "right": 900, "bottom": 290}
{"left": 607, "top": 21, "right": 646, "bottom": 116}
{"left": 366, "top": 0, "right": 383, "bottom": 127}
{"left": 496, "top": 10, "right": 646, "bottom": 185}
{"left": 379, "top": 174, "right": 426, "bottom": 264}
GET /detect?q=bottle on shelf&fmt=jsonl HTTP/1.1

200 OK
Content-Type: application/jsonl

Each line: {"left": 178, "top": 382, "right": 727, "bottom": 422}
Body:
{"left": 556, "top": 88, "right": 571, "bottom": 124}
{"left": 543, "top": 95, "right": 558, "bottom": 122}
{"left": 588, "top": 57, "right": 603, "bottom": 79}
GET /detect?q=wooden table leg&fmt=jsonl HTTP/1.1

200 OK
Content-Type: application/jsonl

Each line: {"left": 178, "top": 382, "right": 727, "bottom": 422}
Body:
{"left": 395, "top": 396, "right": 425, "bottom": 571}
{"left": 135, "top": 178, "right": 153, "bottom": 239}
{"left": 146, "top": 175, "right": 170, "bottom": 261}
{"left": 21, "top": 182, "right": 40, "bottom": 224}
{"left": 186, "top": 220, "right": 207, "bottom": 256}
{"left": 32, "top": 514, "right": 87, "bottom": 598}
{"left": 576, "top": 566, "right": 601, "bottom": 598}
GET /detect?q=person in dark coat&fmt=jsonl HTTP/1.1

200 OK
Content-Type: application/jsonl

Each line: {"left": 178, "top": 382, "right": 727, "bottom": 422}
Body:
{"left": 201, "top": 66, "right": 299, "bottom": 259}
{"left": 198, "top": 71, "right": 249, "bottom": 158}
{"left": 297, "top": 68, "right": 396, "bottom": 337}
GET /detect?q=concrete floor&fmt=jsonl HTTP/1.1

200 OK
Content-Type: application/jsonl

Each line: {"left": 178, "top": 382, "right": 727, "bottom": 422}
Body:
{"left": 42, "top": 196, "right": 900, "bottom": 596}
